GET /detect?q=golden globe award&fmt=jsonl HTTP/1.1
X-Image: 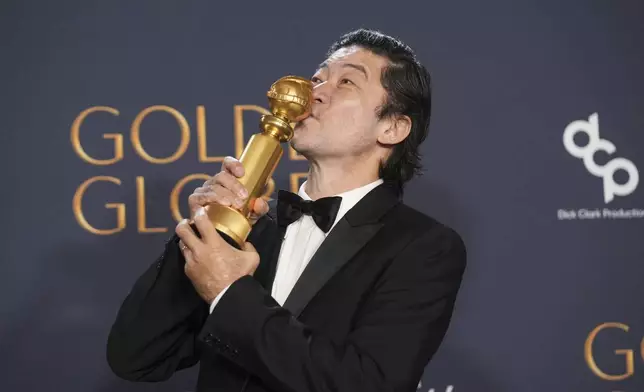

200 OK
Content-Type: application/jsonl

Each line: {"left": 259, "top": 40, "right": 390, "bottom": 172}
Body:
{"left": 202, "top": 76, "right": 313, "bottom": 248}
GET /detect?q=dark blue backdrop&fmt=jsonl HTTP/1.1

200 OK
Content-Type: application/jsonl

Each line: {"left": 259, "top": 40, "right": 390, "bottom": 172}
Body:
{"left": 1, "top": 1, "right": 643, "bottom": 391}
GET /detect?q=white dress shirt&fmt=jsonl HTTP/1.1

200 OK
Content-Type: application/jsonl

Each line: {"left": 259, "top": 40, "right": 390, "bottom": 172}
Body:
{"left": 210, "top": 178, "right": 384, "bottom": 312}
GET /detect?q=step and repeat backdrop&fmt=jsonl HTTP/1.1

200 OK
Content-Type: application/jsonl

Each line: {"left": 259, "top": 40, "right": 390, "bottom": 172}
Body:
{"left": 1, "top": 1, "right": 643, "bottom": 391}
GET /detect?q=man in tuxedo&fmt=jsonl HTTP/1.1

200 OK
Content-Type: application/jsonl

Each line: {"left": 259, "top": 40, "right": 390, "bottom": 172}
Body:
{"left": 107, "top": 28, "right": 466, "bottom": 392}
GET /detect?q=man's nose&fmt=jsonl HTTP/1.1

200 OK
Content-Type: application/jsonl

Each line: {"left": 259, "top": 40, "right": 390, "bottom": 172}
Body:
{"left": 312, "top": 82, "right": 329, "bottom": 104}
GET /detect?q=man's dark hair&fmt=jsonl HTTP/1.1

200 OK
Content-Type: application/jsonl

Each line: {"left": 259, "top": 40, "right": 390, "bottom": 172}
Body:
{"left": 327, "top": 28, "right": 432, "bottom": 195}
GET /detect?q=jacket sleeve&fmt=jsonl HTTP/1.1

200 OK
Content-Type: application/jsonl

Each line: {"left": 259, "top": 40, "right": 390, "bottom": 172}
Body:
{"left": 196, "top": 226, "right": 467, "bottom": 392}
{"left": 106, "top": 234, "right": 208, "bottom": 381}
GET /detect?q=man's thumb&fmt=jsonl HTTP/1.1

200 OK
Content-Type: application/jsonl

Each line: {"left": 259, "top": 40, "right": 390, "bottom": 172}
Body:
{"left": 242, "top": 241, "right": 257, "bottom": 253}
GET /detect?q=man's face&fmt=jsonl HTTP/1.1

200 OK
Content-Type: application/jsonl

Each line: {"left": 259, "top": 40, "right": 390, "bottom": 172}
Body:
{"left": 291, "top": 46, "right": 389, "bottom": 161}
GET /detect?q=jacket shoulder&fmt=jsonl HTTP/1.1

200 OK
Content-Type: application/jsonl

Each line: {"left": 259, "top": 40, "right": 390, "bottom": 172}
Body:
{"left": 388, "top": 202, "right": 462, "bottom": 235}
{"left": 384, "top": 202, "right": 467, "bottom": 260}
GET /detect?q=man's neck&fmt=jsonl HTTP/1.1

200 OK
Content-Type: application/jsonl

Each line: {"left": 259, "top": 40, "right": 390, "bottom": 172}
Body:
{"left": 303, "top": 160, "right": 380, "bottom": 200}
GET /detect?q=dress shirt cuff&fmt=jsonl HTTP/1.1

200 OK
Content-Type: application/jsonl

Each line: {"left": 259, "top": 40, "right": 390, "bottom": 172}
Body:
{"left": 209, "top": 284, "right": 232, "bottom": 314}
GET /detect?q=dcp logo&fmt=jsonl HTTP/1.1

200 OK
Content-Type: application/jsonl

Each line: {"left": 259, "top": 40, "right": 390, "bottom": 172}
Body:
{"left": 563, "top": 112, "right": 639, "bottom": 203}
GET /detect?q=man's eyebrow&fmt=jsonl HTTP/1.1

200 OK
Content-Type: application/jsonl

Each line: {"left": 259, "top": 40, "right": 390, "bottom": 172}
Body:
{"left": 316, "top": 61, "right": 368, "bottom": 79}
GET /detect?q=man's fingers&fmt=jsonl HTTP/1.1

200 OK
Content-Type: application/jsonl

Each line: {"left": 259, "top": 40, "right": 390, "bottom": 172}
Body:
{"left": 214, "top": 171, "right": 248, "bottom": 200}
{"left": 242, "top": 242, "right": 260, "bottom": 275}
{"left": 192, "top": 186, "right": 209, "bottom": 194}
{"left": 249, "top": 198, "right": 269, "bottom": 224}
{"left": 179, "top": 239, "right": 194, "bottom": 260}
{"left": 242, "top": 241, "right": 257, "bottom": 253}
{"left": 192, "top": 208, "right": 218, "bottom": 244}
{"left": 188, "top": 193, "right": 229, "bottom": 215}
{"left": 223, "top": 156, "right": 245, "bottom": 178}
{"left": 175, "top": 219, "right": 201, "bottom": 251}
{"left": 182, "top": 244, "right": 194, "bottom": 262}
{"left": 191, "top": 184, "right": 246, "bottom": 211}
{"left": 252, "top": 198, "right": 269, "bottom": 216}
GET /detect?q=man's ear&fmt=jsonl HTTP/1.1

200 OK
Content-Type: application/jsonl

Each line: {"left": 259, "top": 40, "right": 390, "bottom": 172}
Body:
{"left": 377, "top": 115, "right": 412, "bottom": 146}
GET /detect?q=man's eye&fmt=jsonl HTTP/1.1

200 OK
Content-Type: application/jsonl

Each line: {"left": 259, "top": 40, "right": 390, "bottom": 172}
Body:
{"left": 340, "top": 78, "right": 354, "bottom": 85}
{"left": 311, "top": 76, "right": 323, "bottom": 84}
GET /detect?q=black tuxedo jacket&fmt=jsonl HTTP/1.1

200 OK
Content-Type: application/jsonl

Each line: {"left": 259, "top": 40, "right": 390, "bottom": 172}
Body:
{"left": 106, "top": 183, "right": 467, "bottom": 392}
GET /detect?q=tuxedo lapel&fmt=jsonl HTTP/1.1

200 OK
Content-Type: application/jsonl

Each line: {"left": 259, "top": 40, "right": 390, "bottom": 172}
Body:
{"left": 251, "top": 207, "right": 285, "bottom": 293}
{"left": 282, "top": 218, "right": 382, "bottom": 317}
{"left": 263, "top": 225, "right": 284, "bottom": 294}
{"left": 282, "top": 183, "right": 401, "bottom": 318}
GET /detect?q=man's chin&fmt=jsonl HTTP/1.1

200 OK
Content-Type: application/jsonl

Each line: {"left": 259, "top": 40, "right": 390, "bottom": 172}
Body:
{"left": 294, "top": 120, "right": 311, "bottom": 133}
{"left": 292, "top": 124, "right": 311, "bottom": 142}
{"left": 289, "top": 139, "right": 313, "bottom": 159}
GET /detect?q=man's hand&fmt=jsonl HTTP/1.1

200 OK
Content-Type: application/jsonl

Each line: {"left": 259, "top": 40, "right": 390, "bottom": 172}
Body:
{"left": 188, "top": 156, "right": 269, "bottom": 225}
{"left": 175, "top": 208, "right": 260, "bottom": 304}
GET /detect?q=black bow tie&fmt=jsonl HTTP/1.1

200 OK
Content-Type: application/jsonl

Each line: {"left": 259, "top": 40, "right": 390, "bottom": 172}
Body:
{"left": 276, "top": 190, "right": 342, "bottom": 233}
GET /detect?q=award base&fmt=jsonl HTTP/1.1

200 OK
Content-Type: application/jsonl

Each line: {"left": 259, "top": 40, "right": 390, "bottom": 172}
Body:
{"left": 203, "top": 203, "right": 252, "bottom": 250}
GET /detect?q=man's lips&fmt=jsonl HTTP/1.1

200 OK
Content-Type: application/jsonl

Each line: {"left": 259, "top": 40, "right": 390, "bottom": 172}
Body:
{"left": 308, "top": 109, "right": 320, "bottom": 119}
{"left": 299, "top": 113, "right": 316, "bottom": 123}
{"left": 295, "top": 110, "right": 319, "bottom": 128}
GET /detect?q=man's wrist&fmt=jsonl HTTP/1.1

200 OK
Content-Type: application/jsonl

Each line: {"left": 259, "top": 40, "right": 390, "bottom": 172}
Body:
{"left": 209, "top": 284, "right": 232, "bottom": 313}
